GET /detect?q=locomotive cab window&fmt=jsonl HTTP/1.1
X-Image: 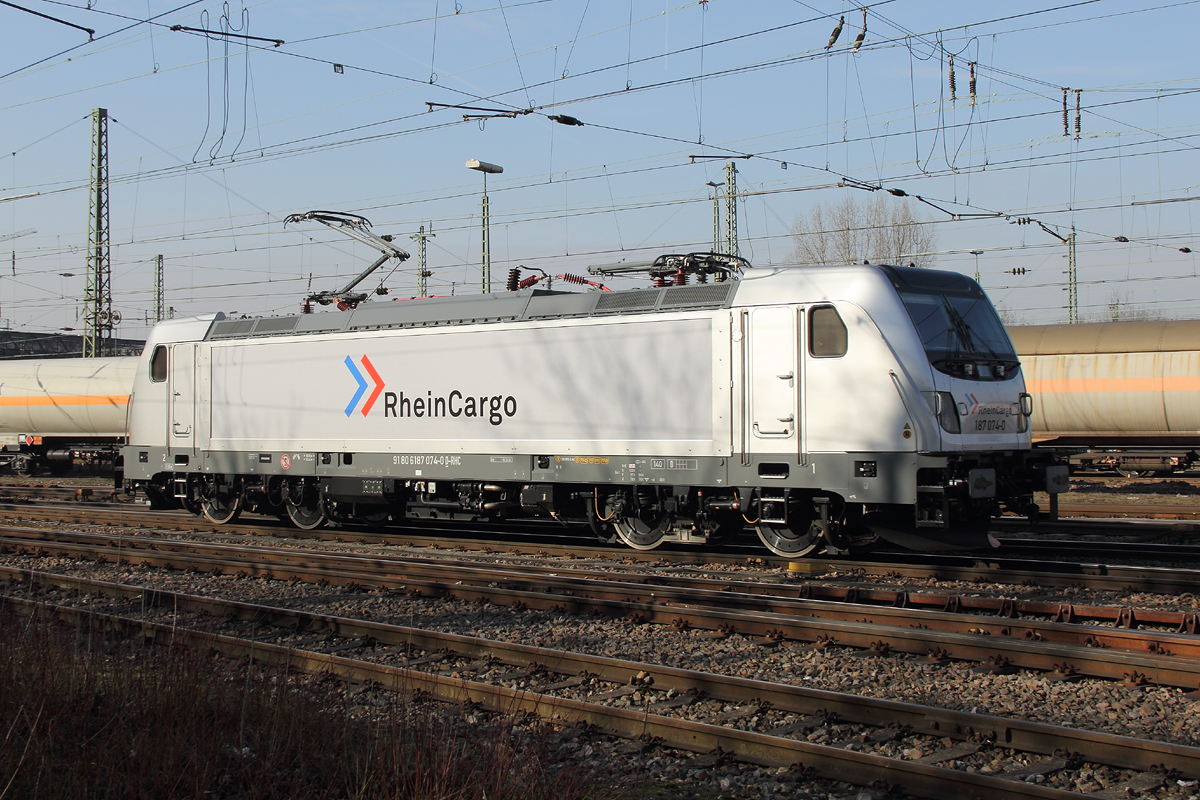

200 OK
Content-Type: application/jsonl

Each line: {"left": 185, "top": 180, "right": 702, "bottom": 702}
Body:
{"left": 809, "top": 305, "right": 848, "bottom": 357}
{"left": 149, "top": 346, "right": 167, "bottom": 382}
{"left": 882, "top": 264, "right": 1018, "bottom": 381}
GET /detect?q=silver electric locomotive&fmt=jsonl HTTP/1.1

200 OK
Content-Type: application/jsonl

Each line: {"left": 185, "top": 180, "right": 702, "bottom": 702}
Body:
{"left": 122, "top": 255, "right": 1062, "bottom": 555}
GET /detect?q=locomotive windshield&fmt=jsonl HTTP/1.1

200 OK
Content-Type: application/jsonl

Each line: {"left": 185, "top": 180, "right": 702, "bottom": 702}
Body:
{"left": 881, "top": 265, "right": 1018, "bottom": 381}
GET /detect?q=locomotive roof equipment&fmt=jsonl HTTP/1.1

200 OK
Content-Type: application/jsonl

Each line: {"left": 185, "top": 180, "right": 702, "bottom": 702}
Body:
{"left": 284, "top": 210, "right": 410, "bottom": 310}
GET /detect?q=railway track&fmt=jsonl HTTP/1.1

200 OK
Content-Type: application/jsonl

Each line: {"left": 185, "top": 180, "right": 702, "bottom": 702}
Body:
{"left": 4, "top": 524, "right": 1200, "bottom": 689}
{"left": 6, "top": 499, "right": 1200, "bottom": 796}
{"left": 2, "top": 565, "right": 1193, "bottom": 799}
{"left": 6, "top": 500, "right": 1200, "bottom": 593}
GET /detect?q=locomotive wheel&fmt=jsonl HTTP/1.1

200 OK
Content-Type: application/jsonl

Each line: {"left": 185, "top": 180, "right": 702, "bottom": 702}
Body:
{"left": 756, "top": 521, "right": 823, "bottom": 557}
{"left": 612, "top": 509, "right": 670, "bottom": 550}
{"left": 286, "top": 497, "right": 326, "bottom": 530}
{"left": 201, "top": 494, "right": 242, "bottom": 525}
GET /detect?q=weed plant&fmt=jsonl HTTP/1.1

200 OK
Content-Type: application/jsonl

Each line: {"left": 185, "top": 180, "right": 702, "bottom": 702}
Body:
{"left": 0, "top": 606, "right": 611, "bottom": 800}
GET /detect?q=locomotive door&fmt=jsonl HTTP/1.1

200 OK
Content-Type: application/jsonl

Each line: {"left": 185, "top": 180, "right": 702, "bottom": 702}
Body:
{"left": 747, "top": 306, "right": 798, "bottom": 451}
{"left": 169, "top": 343, "right": 196, "bottom": 447}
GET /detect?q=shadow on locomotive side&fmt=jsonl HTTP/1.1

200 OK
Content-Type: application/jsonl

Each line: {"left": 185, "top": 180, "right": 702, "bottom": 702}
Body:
{"left": 121, "top": 253, "right": 1066, "bottom": 557}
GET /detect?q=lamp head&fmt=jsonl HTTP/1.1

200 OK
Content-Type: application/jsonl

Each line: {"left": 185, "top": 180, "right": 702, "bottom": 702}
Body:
{"left": 466, "top": 159, "right": 503, "bottom": 174}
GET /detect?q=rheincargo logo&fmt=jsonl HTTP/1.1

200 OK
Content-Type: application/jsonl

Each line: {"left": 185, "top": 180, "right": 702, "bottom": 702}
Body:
{"left": 344, "top": 355, "right": 385, "bottom": 416}
{"left": 343, "top": 356, "right": 518, "bottom": 425}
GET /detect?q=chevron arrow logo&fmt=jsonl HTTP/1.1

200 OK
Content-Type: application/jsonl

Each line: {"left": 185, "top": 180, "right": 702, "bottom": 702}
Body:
{"left": 344, "top": 355, "right": 386, "bottom": 417}
{"left": 359, "top": 355, "right": 385, "bottom": 415}
{"left": 344, "top": 357, "right": 366, "bottom": 416}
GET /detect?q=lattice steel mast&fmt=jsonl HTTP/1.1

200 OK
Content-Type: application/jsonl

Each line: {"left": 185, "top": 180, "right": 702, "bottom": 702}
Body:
{"left": 1067, "top": 226, "right": 1078, "bottom": 324}
{"left": 83, "top": 108, "right": 112, "bottom": 356}
{"left": 154, "top": 254, "right": 165, "bottom": 323}
{"left": 410, "top": 225, "right": 434, "bottom": 296}
{"left": 724, "top": 161, "right": 738, "bottom": 257}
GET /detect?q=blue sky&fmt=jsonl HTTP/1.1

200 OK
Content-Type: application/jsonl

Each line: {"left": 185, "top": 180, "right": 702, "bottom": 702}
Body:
{"left": 1, "top": 0, "right": 1198, "bottom": 335}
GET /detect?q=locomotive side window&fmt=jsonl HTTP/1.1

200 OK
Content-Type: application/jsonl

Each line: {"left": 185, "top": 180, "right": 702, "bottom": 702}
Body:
{"left": 809, "top": 306, "right": 848, "bottom": 357}
{"left": 150, "top": 346, "right": 167, "bottom": 382}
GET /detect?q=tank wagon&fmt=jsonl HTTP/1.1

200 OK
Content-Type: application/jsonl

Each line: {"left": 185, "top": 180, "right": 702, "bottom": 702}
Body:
{"left": 121, "top": 257, "right": 1063, "bottom": 556}
{"left": 0, "top": 356, "right": 139, "bottom": 475}
{"left": 1008, "top": 319, "right": 1200, "bottom": 476}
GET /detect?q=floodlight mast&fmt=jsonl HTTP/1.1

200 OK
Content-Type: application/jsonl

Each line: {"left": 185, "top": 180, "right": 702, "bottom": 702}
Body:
{"left": 284, "top": 210, "right": 410, "bottom": 309}
{"left": 466, "top": 159, "right": 503, "bottom": 293}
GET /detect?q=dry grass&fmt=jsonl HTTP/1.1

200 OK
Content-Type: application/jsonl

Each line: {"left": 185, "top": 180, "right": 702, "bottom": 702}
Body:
{"left": 0, "top": 606, "right": 616, "bottom": 800}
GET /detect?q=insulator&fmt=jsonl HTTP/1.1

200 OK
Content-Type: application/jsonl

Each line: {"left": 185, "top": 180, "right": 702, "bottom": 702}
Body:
{"left": 1010, "top": 268, "right": 1027, "bottom": 276}
{"left": 517, "top": 275, "right": 541, "bottom": 290}
{"left": 557, "top": 272, "right": 589, "bottom": 286}
{"left": 1062, "top": 88, "right": 1069, "bottom": 136}
{"left": 948, "top": 55, "right": 956, "bottom": 102}
{"left": 1074, "top": 89, "right": 1082, "bottom": 139}
{"left": 696, "top": 270, "right": 708, "bottom": 284}
{"left": 652, "top": 275, "right": 667, "bottom": 288}
{"left": 968, "top": 62, "right": 976, "bottom": 106}
{"left": 301, "top": 299, "right": 312, "bottom": 314}
{"left": 506, "top": 268, "right": 521, "bottom": 291}
{"left": 673, "top": 268, "right": 689, "bottom": 286}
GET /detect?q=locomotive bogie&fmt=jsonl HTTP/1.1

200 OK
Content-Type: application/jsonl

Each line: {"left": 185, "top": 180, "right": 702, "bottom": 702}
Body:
{"left": 122, "top": 263, "right": 1052, "bottom": 554}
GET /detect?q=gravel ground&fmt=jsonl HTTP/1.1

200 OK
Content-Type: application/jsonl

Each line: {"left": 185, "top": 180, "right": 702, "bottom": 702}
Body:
{"left": 5, "top": 538, "right": 1200, "bottom": 799}
{"left": 3, "top": 480, "right": 1200, "bottom": 797}
{"left": 1036, "top": 477, "right": 1200, "bottom": 508}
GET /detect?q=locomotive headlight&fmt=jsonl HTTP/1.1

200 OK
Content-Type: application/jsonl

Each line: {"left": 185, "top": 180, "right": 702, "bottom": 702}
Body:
{"left": 963, "top": 363, "right": 976, "bottom": 377}
{"left": 935, "top": 391, "right": 961, "bottom": 434}
{"left": 1017, "top": 392, "right": 1033, "bottom": 433}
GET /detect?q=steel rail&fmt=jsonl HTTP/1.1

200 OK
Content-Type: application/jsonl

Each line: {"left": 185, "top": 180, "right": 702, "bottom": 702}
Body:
{"left": 15, "top": 496, "right": 1200, "bottom": 564}
{"left": 5, "top": 525, "right": 1200, "bottom": 661}
{"left": 3, "top": 529, "right": 1199, "bottom": 689}
{"left": 1041, "top": 503, "right": 1200, "bottom": 520}
{"left": 3, "top": 568, "right": 1192, "bottom": 787}
{"left": 1, "top": 596, "right": 1086, "bottom": 800}
{"left": 7, "top": 517, "right": 1199, "bottom": 632}
{"left": 7, "top": 502, "right": 1200, "bottom": 596}
{"left": 993, "top": 537, "right": 1200, "bottom": 558}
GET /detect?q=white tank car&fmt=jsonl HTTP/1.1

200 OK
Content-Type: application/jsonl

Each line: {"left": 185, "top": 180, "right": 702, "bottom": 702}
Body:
{"left": 1008, "top": 319, "right": 1200, "bottom": 475}
{"left": 0, "top": 356, "right": 139, "bottom": 475}
{"left": 122, "top": 258, "right": 1063, "bottom": 555}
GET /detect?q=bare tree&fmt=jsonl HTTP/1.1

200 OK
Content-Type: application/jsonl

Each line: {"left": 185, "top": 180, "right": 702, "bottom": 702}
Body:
{"left": 789, "top": 193, "right": 938, "bottom": 268}
{"left": 995, "top": 305, "right": 1027, "bottom": 326}
{"left": 1100, "top": 291, "right": 1162, "bottom": 322}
